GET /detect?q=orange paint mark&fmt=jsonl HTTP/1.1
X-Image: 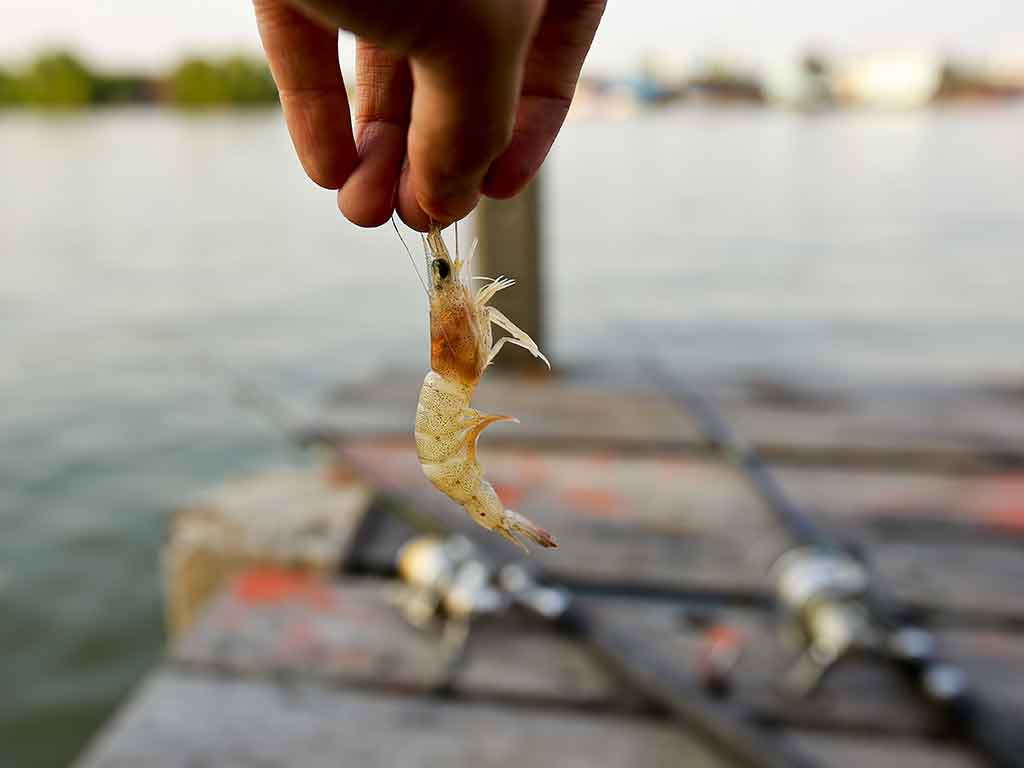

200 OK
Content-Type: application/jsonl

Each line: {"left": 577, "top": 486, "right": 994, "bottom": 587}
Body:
{"left": 561, "top": 487, "right": 626, "bottom": 519}
{"left": 966, "top": 475, "right": 1024, "bottom": 532}
{"left": 233, "top": 567, "right": 333, "bottom": 611}
{"left": 706, "top": 624, "right": 745, "bottom": 648}
{"left": 697, "top": 624, "right": 746, "bottom": 685}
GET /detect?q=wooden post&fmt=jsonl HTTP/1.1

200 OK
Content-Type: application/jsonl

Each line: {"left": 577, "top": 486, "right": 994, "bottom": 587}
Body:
{"left": 474, "top": 176, "right": 545, "bottom": 371}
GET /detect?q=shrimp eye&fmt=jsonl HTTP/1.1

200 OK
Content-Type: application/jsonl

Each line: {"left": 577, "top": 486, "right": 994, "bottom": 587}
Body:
{"left": 434, "top": 259, "right": 450, "bottom": 281}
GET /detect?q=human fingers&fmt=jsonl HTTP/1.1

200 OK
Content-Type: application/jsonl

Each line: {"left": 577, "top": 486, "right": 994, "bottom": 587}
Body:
{"left": 269, "top": 0, "right": 545, "bottom": 226}
{"left": 482, "top": 0, "right": 606, "bottom": 199}
{"left": 400, "top": 0, "right": 546, "bottom": 225}
{"left": 338, "top": 39, "right": 412, "bottom": 227}
{"left": 253, "top": 0, "right": 356, "bottom": 189}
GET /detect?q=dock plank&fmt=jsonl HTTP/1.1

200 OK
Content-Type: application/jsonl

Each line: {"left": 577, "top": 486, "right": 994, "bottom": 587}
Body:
{"left": 173, "top": 576, "right": 1024, "bottom": 737}
{"left": 319, "top": 369, "right": 1024, "bottom": 470}
{"left": 174, "top": 575, "right": 617, "bottom": 707}
{"left": 76, "top": 673, "right": 724, "bottom": 768}
{"left": 75, "top": 672, "right": 983, "bottom": 768}
{"left": 337, "top": 442, "right": 1024, "bottom": 621}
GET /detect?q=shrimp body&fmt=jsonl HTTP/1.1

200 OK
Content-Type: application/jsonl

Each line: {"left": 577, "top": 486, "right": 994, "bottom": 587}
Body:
{"left": 414, "top": 225, "right": 555, "bottom": 550}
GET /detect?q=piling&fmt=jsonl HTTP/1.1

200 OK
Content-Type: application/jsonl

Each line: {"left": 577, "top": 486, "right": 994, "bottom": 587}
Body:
{"left": 474, "top": 177, "right": 545, "bottom": 370}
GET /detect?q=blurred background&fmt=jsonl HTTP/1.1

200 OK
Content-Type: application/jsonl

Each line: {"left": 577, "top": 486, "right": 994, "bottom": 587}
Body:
{"left": 3, "top": 1, "right": 1024, "bottom": 766}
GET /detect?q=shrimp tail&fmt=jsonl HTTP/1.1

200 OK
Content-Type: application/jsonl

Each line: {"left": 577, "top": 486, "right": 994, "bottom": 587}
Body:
{"left": 502, "top": 509, "right": 558, "bottom": 550}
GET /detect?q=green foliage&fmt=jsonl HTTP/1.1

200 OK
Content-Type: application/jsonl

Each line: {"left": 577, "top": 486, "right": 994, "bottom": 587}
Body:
{"left": 170, "top": 56, "right": 278, "bottom": 107}
{"left": 170, "top": 58, "right": 227, "bottom": 105}
{"left": 0, "top": 52, "right": 277, "bottom": 108}
{"left": 0, "top": 69, "right": 16, "bottom": 104}
{"left": 93, "top": 74, "right": 151, "bottom": 104}
{"left": 219, "top": 56, "right": 279, "bottom": 104}
{"left": 19, "top": 51, "right": 95, "bottom": 106}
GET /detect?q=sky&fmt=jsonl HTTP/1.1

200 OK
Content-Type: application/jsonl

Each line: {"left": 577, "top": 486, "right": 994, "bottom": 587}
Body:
{"left": 1, "top": 0, "right": 1022, "bottom": 74}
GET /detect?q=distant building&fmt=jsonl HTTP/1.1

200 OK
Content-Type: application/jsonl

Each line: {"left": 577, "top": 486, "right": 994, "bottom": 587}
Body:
{"left": 833, "top": 50, "right": 943, "bottom": 108}
{"left": 569, "top": 62, "right": 686, "bottom": 119}
{"left": 569, "top": 76, "right": 639, "bottom": 119}
{"left": 762, "top": 53, "right": 833, "bottom": 109}
{"left": 687, "top": 60, "right": 764, "bottom": 104}
{"left": 984, "top": 56, "right": 1024, "bottom": 90}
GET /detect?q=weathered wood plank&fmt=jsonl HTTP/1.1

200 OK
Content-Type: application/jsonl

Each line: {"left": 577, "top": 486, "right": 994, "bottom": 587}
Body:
{"left": 75, "top": 673, "right": 984, "bottom": 768}
{"left": 319, "top": 369, "right": 1024, "bottom": 470}
{"left": 174, "top": 573, "right": 617, "bottom": 707}
{"left": 713, "top": 376, "right": 1024, "bottom": 470}
{"left": 163, "top": 467, "right": 371, "bottom": 637}
{"left": 337, "top": 442, "right": 1024, "bottom": 621}
{"left": 582, "top": 597, "right": 1024, "bottom": 734}
{"left": 76, "top": 673, "right": 725, "bottom": 768}
{"left": 318, "top": 368, "right": 700, "bottom": 451}
{"left": 173, "top": 575, "right": 1024, "bottom": 737}
{"left": 794, "top": 733, "right": 981, "bottom": 768}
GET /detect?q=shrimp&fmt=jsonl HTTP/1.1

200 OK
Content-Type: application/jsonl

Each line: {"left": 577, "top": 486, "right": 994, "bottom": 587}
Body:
{"left": 414, "top": 224, "right": 556, "bottom": 551}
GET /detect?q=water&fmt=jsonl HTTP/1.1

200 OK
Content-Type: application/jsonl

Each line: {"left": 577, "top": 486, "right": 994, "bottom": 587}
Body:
{"left": 2, "top": 105, "right": 1022, "bottom": 767}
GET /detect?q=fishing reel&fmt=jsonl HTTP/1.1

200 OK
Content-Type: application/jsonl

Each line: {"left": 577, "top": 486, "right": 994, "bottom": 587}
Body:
{"left": 396, "top": 535, "right": 506, "bottom": 627}
{"left": 773, "top": 545, "right": 971, "bottom": 713}
{"left": 397, "top": 534, "right": 570, "bottom": 623}
{"left": 772, "top": 546, "right": 875, "bottom": 697}
{"left": 395, "top": 534, "right": 570, "bottom": 687}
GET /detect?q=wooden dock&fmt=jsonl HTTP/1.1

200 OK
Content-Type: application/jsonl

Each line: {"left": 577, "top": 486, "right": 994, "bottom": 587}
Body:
{"left": 75, "top": 368, "right": 1024, "bottom": 768}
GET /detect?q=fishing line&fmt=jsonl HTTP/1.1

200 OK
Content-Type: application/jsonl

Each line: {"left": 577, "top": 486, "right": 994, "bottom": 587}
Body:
{"left": 467, "top": 236, "right": 478, "bottom": 279}
{"left": 454, "top": 219, "right": 459, "bottom": 261}
{"left": 391, "top": 215, "right": 429, "bottom": 298}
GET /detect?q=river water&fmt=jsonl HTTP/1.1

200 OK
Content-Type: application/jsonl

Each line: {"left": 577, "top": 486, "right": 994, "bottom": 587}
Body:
{"left": 1, "top": 105, "right": 1022, "bottom": 766}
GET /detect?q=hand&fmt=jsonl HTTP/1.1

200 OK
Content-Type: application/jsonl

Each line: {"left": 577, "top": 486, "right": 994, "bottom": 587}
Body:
{"left": 253, "top": 0, "right": 605, "bottom": 230}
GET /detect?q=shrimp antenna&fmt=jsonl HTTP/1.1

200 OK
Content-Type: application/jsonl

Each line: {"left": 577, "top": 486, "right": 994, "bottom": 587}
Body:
{"left": 468, "top": 237, "right": 478, "bottom": 278}
{"left": 454, "top": 219, "right": 459, "bottom": 261}
{"left": 391, "top": 215, "right": 429, "bottom": 297}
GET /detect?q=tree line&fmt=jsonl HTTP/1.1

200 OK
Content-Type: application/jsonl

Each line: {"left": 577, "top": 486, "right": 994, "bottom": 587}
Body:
{"left": 0, "top": 51, "right": 279, "bottom": 107}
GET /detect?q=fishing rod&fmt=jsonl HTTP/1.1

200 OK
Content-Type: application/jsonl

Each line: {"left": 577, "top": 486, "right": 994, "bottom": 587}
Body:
{"left": 666, "top": 372, "right": 1024, "bottom": 768}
